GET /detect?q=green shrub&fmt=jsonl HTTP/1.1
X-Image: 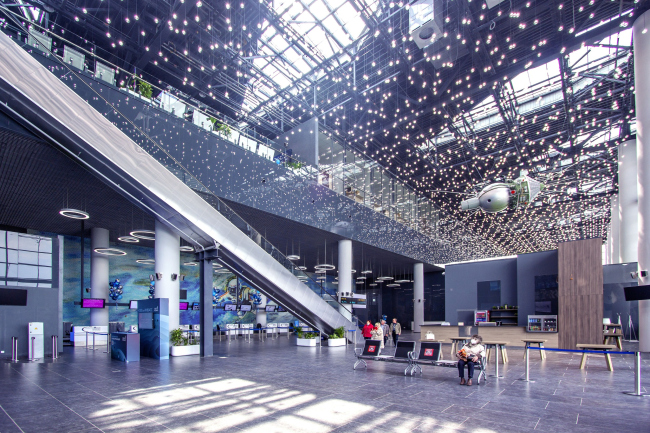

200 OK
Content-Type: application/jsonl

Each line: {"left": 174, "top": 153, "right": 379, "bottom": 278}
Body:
{"left": 138, "top": 80, "right": 153, "bottom": 99}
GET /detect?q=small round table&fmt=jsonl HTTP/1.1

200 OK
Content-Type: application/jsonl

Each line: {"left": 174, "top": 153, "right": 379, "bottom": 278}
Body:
{"left": 603, "top": 331, "right": 623, "bottom": 350}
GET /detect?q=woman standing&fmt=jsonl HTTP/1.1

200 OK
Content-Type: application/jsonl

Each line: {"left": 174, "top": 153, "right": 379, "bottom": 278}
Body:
{"left": 371, "top": 322, "right": 384, "bottom": 349}
{"left": 362, "top": 320, "right": 373, "bottom": 340}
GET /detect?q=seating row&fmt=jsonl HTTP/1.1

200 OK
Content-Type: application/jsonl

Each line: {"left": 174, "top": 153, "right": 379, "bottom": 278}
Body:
{"left": 354, "top": 340, "right": 488, "bottom": 383}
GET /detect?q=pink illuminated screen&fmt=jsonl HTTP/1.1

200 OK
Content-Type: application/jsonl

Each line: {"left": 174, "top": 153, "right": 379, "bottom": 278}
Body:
{"left": 81, "top": 298, "right": 105, "bottom": 308}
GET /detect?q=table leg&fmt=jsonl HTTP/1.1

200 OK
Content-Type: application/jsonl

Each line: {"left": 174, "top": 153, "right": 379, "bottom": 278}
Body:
{"left": 617, "top": 337, "right": 623, "bottom": 350}
{"left": 539, "top": 344, "right": 545, "bottom": 360}
{"left": 605, "top": 353, "right": 614, "bottom": 371}
{"left": 579, "top": 353, "right": 587, "bottom": 369}
{"left": 603, "top": 335, "right": 607, "bottom": 344}
{"left": 450, "top": 341, "right": 455, "bottom": 357}
{"left": 501, "top": 346, "right": 508, "bottom": 363}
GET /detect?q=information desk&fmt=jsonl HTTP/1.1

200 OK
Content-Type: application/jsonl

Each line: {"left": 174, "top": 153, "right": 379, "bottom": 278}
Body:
{"left": 110, "top": 332, "right": 140, "bottom": 362}
{"left": 419, "top": 325, "right": 558, "bottom": 348}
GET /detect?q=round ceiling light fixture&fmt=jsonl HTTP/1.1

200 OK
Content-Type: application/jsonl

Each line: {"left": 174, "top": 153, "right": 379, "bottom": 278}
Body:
{"left": 356, "top": 280, "right": 365, "bottom": 284}
{"left": 357, "top": 276, "right": 366, "bottom": 280}
{"left": 387, "top": 283, "right": 400, "bottom": 287}
{"left": 361, "top": 270, "right": 372, "bottom": 274}
{"left": 212, "top": 263, "right": 223, "bottom": 268}
{"left": 215, "top": 269, "right": 231, "bottom": 274}
{"left": 316, "top": 276, "right": 326, "bottom": 280}
{"left": 59, "top": 208, "right": 90, "bottom": 220}
{"left": 136, "top": 258, "right": 155, "bottom": 264}
{"left": 295, "top": 265, "right": 307, "bottom": 271}
{"left": 94, "top": 248, "right": 126, "bottom": 256}
{"left": 130, "top": 230, "right": 155, "bottom": 240}
{"left": 118, "top": 236, "right": 139, "bottom": 243}
{"left": 314, "top": 269, "right": 327, "bottom": 274}
{"left": 369, "top": 283, "right": 378, "bottom": 287}
{"left": 315, "top": 264, "right": 335, "bottom": 271}
{"left": 332, "top": 281, "right": 338, "bottom": 285}
{"left": 395, "top": 279, "right": 410, "bottom": 283}
{"left": 286, "top": 254, "right": 300, "bottom": 261}
{"left": 183, "top": 261, "right": 198, "bottom": 266}
{"left": 179, "top": 246, "right": 194, "bottom": 252}
{"left": 376, "top": 276, "right": 394, "bottom": 281}
{"left": 350, "top": 269, "right": 357, "bottom": 274}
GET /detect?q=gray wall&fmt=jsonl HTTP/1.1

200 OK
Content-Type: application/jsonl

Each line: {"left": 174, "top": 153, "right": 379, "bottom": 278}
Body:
{"left": 516, "top": 250, "right": 558, "bottom": 326}
{"left": 277, "top": 117, "right": 319, "bottom": 167}
{"left": 603, "top": 262, "right": 638, "bottom": 337}
{"left": 0, "top": 285, "right": 61, "bottom": 358}
{"left": 445, "top": 258, "right": 517, "bottom": 324}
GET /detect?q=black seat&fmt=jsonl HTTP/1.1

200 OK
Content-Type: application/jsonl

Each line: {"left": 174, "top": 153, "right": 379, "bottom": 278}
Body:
{"left": 361, "top": 339, "right": 382, "bottom": 356}
{"left": 394, "top": 341, "right": 416, "bottom": 359}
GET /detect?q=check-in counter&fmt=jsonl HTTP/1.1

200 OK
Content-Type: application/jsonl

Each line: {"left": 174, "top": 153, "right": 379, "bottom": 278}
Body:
{"left": 419, "top": 325, "right": 558, "bottom": 348}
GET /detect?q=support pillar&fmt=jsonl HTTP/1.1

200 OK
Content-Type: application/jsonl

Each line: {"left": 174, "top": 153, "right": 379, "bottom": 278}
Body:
{"left": 197, "top": 249, "right": 216, "bottom": 358}
{"left": 618, "top": 139, "right": 638, "bottom": 263}
{"left": 610, "top": 194, "right": 620, "bottom": 264}
{"left": 89, "top": 228, "right": 109, "bottom": 326}
{"left": 253, "top": 233, "right": 267, "bottom": 327}
{"left": 337, "top": 240, "right": 352, "bottom": 321}
{"left": 413, "top": 263, "right": 424, "bottom": 332}
{"left": 154, "top": 219, "right": 180, "bottom": 332}
{"left": 634, "top": 11, "right": 650, "bottom": 352}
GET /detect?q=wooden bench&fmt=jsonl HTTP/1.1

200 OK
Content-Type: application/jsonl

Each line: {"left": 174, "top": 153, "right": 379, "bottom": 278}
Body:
{"left": 522, "top": 339, "right": 547, "bottom": 360}
{"left": 603, "top": 332, "right": 623, "bottom": 350}
{"left": 576, "top": 344, "right": 617, "bottom": 371}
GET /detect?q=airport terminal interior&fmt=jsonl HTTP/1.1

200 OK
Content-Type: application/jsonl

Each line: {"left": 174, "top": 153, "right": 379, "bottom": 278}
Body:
{"left": 0, "top": 0, "right": 650, "bottom": 431}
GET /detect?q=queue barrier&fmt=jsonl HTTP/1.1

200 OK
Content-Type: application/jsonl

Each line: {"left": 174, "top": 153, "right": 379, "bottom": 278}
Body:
{"left": 522, "top": 346, "right": 648, "bottom": 397}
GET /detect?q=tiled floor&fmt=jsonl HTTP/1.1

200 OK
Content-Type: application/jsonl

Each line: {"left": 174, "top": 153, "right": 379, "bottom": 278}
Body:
{"left": 1, "top": 333, "right": 649, "bottom": 433}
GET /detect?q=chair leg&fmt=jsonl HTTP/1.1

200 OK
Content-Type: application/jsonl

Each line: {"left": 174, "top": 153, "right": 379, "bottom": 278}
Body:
{"left": 579, "top": 353, "right": 587, "bottom": 369}
{"left": 500, "top": 346, "right": 508, "bottom": 363}
{"left": 605, "top": 353, "right": 614, "bottom": 371}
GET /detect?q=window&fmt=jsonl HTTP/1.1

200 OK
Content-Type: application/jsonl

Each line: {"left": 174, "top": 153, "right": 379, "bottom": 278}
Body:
{"left": 0, "top": 231, "right": 54, "bottom": 287}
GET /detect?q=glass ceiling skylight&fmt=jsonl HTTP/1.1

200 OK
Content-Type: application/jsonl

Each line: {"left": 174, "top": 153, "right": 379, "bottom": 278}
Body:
{"left": 243, "top": 0, "right": 379, "bottom": 113}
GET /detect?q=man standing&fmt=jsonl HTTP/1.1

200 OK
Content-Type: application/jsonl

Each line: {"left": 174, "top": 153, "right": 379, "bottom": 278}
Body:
{"left": 389, "top": 318, "right": 401, "bottom": 346}
{"left": 380, "top": 320, "right": 389, "bottom": 347}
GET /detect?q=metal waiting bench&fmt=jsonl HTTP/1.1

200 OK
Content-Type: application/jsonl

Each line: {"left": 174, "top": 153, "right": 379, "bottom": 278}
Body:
{"left": 408, "top": 342, "right": 488, "bottom": 384}
{"left": 354, "top": 340, "right": 416, "bottom": 375}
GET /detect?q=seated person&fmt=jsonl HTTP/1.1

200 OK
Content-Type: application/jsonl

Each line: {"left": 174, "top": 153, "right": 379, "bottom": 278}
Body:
{"left": 456, "top": 335, "right": 485, "bottom": 386}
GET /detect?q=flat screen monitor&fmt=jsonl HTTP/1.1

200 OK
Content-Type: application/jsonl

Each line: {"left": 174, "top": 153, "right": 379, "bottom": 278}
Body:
{"left": 179, "top": 302, "right": 189, "bottom": 310}
{"left": 0, "top": 288, "right": 28, "bottom": 306}
{"left": 138, "top": 312, "right": 154, "bottom": 329}
{"left": 240, "top": 304, "right": 252, "bottom": 312}
{"left": 82, "top": 298, "right": 105, "bottom": 308}
{"left": 224, "top": 304, "right": 237, "bottom": 311}
{"left": 265, "top": 305, "right": 277, "bottom": 312}
{"left": 192, "top": 302, "right": 200, "bottom": 311}
{"left": 624, "top": 285, "right": 650, "bottom": 301}
{"left": 129, "top": 300, "right": 138, "bottom": 309}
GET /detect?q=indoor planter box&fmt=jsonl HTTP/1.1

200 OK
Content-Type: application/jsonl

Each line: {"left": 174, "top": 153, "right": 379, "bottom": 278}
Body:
{"left": 170, "top": 345, "right": 200, "bottom": 356}
{"left": 327, "top": 338, "right": 346, "bottom": 347}
{"left": 296, "top": 338, "right": 318, "bottom": 347}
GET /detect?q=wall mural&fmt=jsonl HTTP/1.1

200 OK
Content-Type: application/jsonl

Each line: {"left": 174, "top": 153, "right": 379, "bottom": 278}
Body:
{"left": 61, "top": 235, "right": 296, "bottom": 329}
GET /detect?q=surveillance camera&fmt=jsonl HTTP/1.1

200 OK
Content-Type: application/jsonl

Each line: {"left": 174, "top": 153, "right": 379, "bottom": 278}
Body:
{"left": 631, "top": 271, "right": 638, "bottom": 279}
{"left": 642, "top": 271, "right": 648, "bottom": 278}
{"left": 155, "top": 273, "right": 163, "bottom": 281}
{"left": 179, "top": 274, "right": 185, "bottom": 281}
{"left": 85, "top": 287, "right": 91, "bottom": 293}
{"left": 171, "top": 273, "right": 178, "bottom": 281}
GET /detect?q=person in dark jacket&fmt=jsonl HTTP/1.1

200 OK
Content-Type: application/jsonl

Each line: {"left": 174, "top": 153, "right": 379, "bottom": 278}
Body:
{"left": 388, "top": 318, "right": 401, "bottom": 346}
{"left": 362, "top": 320, "right": 373, "bottom": 340}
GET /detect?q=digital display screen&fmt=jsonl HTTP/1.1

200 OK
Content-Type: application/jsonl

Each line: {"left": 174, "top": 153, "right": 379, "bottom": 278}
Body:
{"left": 138, "top": 312, "right": 154, "bottom": 329}
{"left": 192, "top": 302, "right": 200, "bottom": 311}
{"left": 179, "top": 302, "right": 189, "bottom": 310}
{"left": 340, "top": 296, "right": 366, "bottom": 305}
{"left": 129, "top": 300, "right": 138, "bottom": 309}
{"left": 82, "top": 298, "right": 106, "bottom": 308}
{"left": 265, "top": 305, "right": 277, "bottom": 312}
{"left": 240, "top": 304, "right": 252, "bottom": 312}
{"left": 224, "top": 304, "right": 237, "bottom": 311}
{"left": 0, "top": 288, "right": 27, "bottom": 306}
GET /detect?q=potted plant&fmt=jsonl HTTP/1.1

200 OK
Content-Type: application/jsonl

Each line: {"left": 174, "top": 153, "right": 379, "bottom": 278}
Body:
{"left": 295, "top": 326, "right": 319, "bottom": 347}
{"left": 327, "top": 326, "right": 346, "bottom": 347}
{"left": 138, "top": 79, "right": 153, "bottom": 100}
{"left": 211, "top": 119, "right": 232, "bottom": 139}
{"left": 170, "top": 328, "right": 200, "bottom": 356}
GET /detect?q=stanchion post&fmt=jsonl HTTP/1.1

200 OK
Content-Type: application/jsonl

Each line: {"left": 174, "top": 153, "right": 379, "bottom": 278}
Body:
{"left": 525, "top": 347, "right": 529, "bottom": 381}
{"left": 490, "top": 344, "right": 503, "bottom": 378}
{"left": 624, "top": 351, "right": 649, "bottom": 397}
{"left": 51, "top": 335, "right": 58, "bottom": 359}
{"left": 11, "top": 337, "right": 18, "bottom": 362}
{"left": 30, "top": 336, "right": 35, "bottom": 361}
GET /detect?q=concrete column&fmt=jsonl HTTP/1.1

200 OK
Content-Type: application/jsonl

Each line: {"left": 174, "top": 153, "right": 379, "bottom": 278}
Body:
{"left": 413, "top": 263, "right": 424, "bottom": 332}
{"left": 198, "top": 252, "right": 214, "bottom": 357}
{"left": 618, "top": 139, "right": 638, "bottom": 263}
{"left": 337, "top": 240, "right": 352, "bottom": 321}
{"left": 89, "top": 228, "right": 109, "bottom": 326}
{"left": 634, "top": 10, "right": 650, "bottom": 352}
{"left": 610, "top": 194, "right": 620, "bottom": 264}
{"left": 154, "top": 219, "right": 180, "bottom": 332}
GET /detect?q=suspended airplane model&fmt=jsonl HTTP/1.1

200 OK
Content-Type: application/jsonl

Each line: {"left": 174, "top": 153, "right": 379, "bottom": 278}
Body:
{"left": 460, "top": 174, "right": 544, "bottom": 213}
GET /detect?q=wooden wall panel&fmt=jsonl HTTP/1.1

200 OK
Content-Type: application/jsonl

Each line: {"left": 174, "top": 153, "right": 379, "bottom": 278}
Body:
{"left": 558, "top": 239, "right": 603, "bottom": 349}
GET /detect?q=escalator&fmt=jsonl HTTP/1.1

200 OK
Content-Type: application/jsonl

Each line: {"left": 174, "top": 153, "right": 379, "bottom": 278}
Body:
{"left": 0, "top": 31, "right": 356, "bottom": 335}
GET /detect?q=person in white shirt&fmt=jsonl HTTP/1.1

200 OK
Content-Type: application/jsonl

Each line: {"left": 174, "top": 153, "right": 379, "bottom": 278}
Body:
{"left": 456, "top": 335, "right": 486, "bottom": 386}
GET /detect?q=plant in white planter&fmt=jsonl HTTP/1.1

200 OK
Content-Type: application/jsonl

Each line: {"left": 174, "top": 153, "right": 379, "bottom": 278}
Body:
{"left": 295, "top": 326, "right": 319, "bottom": 347}
{"left": 170, "top": 328, "right": 200, "bottom": 356}
{"left": 327, "top": 326, "right": 346, "bottom": 347}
